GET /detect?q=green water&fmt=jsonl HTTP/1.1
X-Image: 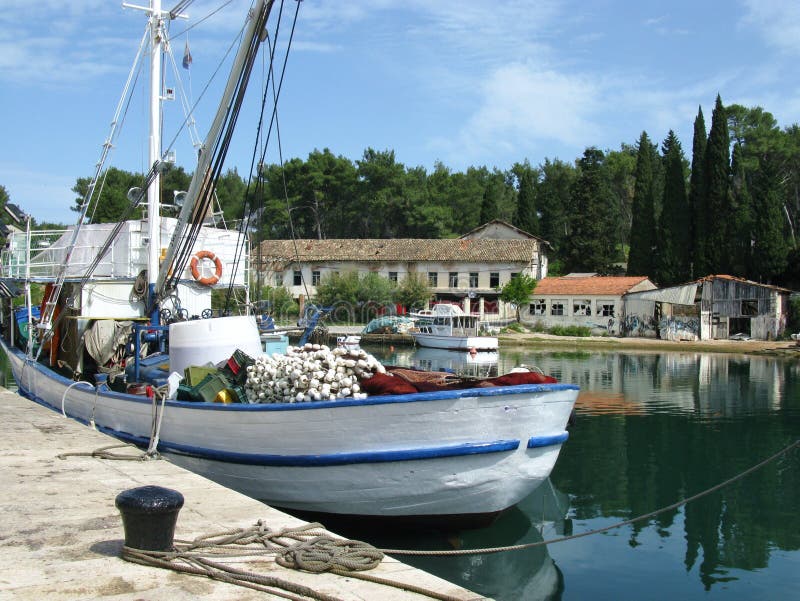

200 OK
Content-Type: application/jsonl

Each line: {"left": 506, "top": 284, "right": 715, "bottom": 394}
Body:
{"left": 357, "top": 347, "right": 800, "bottom": 600}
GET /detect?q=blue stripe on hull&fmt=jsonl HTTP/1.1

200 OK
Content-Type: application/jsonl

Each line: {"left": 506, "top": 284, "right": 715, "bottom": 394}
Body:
{"left": 105, "top": 431, "right": 522, "bottom": 466}
{"left": 527, "top": 431, "right": 569, "bottom": 448}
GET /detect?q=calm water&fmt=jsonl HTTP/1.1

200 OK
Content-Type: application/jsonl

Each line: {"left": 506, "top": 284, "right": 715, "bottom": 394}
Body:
{"left": 3, "top": 346, "right": 798, "bottom": 599}
{"left": 347, "top": 346, "right": 800, "bottom": 600}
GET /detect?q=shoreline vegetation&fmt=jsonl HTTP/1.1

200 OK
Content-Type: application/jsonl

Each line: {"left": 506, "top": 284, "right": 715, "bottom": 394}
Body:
{"left": 496, "top": 331, "right": 800, "bottom": 356}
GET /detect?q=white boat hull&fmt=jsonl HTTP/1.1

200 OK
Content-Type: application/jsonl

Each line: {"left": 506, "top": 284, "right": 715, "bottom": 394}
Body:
{"left": 411, "top": 332, "right": 499, "bottom": 351}
{"left": 3, "top": 339, "right": 577, "bottom": 518}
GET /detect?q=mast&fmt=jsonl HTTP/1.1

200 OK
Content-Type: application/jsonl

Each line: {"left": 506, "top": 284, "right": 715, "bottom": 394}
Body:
{"left": 147, "top": 0, "right": 163, "bottom": 315}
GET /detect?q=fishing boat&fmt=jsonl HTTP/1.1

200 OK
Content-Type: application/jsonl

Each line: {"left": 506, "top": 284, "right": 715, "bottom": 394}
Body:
{"left": 0, "top": 0, "right": 578, "bottom": 522}
{"left": 410, "top": 303, "right": 499, "bottom": 351}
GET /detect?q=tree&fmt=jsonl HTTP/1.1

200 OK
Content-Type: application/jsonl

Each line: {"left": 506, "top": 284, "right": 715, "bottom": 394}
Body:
{"left": 72, "top": 167, "right": 143, "bottom": 223}
{"left": 628, "top": 132, "right": 658, "bottom": 278}
{"left": 564, "top": 148, "right": 617, "bottom": 273}
{"left": 729, "top": 143, "right": 754, "bottom": 278}
{"left": 703, "top": 95, "right": 732, "bottom": 274}
{"left": 393, "top": 273, "right": 431, "bottom": 313}
{"left": 605, "top": 144, "right": 638, "bottom": 252}
{"left": 512, "top": 162, "right": 540, "bottom": 234}
{"left": 499, "top": 274, "right": 538, "bottom": 321}
{"left": 750, "top": 152, "right": 789, "bottom": 282}
{"left": 479, "top": 182, "right": 499, "bottom": 224}
{"left": 536, "top": 158, "right": 576, "bottom": 256}
{"left": 656, "top": 131, "right": 690, "bottom": 286}
{"left": 688, "top": 107, "right": 707, "bottom": 277}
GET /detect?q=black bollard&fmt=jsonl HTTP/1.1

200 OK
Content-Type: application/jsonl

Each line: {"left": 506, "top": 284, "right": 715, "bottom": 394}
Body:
{"left": 115, "top": 485, "right": 184, "bottom": 551}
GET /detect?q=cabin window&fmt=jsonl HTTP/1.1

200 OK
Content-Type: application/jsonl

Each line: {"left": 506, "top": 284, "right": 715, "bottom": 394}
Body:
{"left": 388, "top": 271, "right": 398, "bottom": 283}
{"left": 293, "top": 270, "right": 302, "bottom": 286}
{"left": 449, "top": 272, "right": 459, "bottom": 287}
{"left": 469, "top": 272, "right": 479, "bottom": 287}
{"left": 490, "top": 272, "right": 500, "bottom": 288}
{"left": 599, "top": 303, "right": 615, "bottom": 317}
{"left": 428, "top": 272, "right": 438, "bottom": 287}
{"left": 741, "top": 300, "right": 758, "bottom": 316}
{"left": 530, "top": 299, "right": 546, "bottom": 315}
{"left": 573, "top": 300, "right": 591, "bottom": 316}
{"left": 312, "top": 270, "right": 321, "bottom": 285}
{"left": 550, "top": 301, "right": 565, "bottom": 316}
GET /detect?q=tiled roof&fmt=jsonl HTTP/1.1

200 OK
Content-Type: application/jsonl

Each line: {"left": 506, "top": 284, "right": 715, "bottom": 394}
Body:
{"left": 533, "top": 276, "right": 654, "bottom": 296}
{"left": 255, "top": 238, "right": 540, "bottom": 263}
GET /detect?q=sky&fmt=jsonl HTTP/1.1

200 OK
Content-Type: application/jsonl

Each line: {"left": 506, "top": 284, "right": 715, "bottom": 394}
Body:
{"left": 1, "top": 0, "right": 799, "bottom": 225}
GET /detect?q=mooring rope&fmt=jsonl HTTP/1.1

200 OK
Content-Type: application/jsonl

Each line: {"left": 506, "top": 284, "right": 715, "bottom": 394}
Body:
{"left": 382, "top": 437, "right": 800, "bottom": 557}
{"left": 113, "top": 440, "right": 798, "bottom": 599}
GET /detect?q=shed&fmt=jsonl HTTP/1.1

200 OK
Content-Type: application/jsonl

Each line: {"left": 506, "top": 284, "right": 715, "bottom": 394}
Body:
{"left": 622, "top": 275, "right": 793, "bottom": 341}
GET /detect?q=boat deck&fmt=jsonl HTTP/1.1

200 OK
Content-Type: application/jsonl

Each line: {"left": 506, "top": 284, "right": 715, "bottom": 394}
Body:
{"left": 0, "top": 387, "right": 482, "bottom": 601}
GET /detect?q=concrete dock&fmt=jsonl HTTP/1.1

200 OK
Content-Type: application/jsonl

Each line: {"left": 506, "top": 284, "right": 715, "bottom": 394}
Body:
{"left": 0, "top": 387, "right": 483, "bottom": 601}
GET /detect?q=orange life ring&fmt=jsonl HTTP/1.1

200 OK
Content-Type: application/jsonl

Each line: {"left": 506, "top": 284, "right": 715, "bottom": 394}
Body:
{"left": 190, "top": 250, "right": 223, "bottom": 286}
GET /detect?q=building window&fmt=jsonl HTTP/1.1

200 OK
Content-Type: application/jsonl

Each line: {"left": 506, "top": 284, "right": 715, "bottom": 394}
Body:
{"left": 449, "top": 272, "right": 459, "bottom": 287}
{"left": 428, "top": 271, "right": 438, "bottom": 287}
{"left": 573, "top": 299, "right": 591, "bottom": 316}
{"left": 510, "top": 272, "right": 519, "bottom": 280}
{"left": 469, "top": 272, "right": 479, "bottom": 288}
{"left": 551, "top": 301, "right": 565, "bottom": 316}
{"left": 312, "top": 270, "right": 321, "bottom": 286}
{"left": 741, "top": 300, "right": 758, "bottom": 316}
{"left": 293, "top": 270, "right": 302, "bottom": 286}
{"left": 530, "top": 299, "right": 546, "bottom": 315}
{"left": 490, "top": 272, "right": 500, "bottom": 288}
{"left": 388, "top": 271, "right": 398, "bottom": 283}
{"left": 599, "top": 303, "right": 615, "bottom": 317}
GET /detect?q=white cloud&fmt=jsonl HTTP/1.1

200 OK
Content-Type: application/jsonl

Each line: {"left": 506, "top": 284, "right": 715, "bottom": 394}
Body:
{"left": 740, "top": 0, "right": 800, "bottom": 55}
{"left": 434, "top": 62, "right": 600, "bottom": 164}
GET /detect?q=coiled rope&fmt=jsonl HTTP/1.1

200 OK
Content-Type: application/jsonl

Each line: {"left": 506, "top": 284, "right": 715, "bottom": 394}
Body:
{"left": 121, "top": 520, "right": 465, "bottom": 601}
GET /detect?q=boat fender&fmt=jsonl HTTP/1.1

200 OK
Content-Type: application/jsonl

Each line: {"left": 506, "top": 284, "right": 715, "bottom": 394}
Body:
{"left": 190, "top": 250, "right": 223, "bottom": 286}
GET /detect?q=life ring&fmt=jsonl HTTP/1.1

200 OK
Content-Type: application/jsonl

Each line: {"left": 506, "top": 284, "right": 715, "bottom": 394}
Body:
{"left": 190, "top": 250, "right": 223, "bottom": 286}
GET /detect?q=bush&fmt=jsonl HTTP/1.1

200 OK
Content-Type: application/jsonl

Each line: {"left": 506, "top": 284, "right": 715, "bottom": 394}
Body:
{"left": 548, "top": 325, "right": 593, "bottom": 337}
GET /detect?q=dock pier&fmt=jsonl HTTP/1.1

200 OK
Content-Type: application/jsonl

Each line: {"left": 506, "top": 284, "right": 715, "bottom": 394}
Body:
{"left": 0, "top": 387, "right": 482, "bottom": 600}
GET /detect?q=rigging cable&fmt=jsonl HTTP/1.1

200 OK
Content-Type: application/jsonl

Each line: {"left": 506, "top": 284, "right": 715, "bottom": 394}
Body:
{"left": 223, "top": 0, "right": 301, "bottom": 313}
{"left": 160, "top": 1, "right": 275, "bottom": 297}
{"left": 225, "top": 0, "right": 308, "bottom": 314}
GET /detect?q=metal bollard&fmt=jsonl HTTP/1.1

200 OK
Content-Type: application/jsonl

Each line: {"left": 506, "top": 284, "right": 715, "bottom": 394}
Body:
{"left": 115, "top": 485, "right": 184, "bottom": 551}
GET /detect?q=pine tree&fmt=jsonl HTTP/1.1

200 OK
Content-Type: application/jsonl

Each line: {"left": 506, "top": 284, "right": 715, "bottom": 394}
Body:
{"left": 688, "top": 107, "right": 707, "bottom": 277}
{"left": 627, "top": 132, "right": 657, "bottom": 277}
{"left": 703, "top": 95, "right": 732, "bottom": 274}
{"left": 656, "top": 131, "right": 690, "bottom": 285}
{"left": 565, "top": 148, "right": 617, "bottom": 273}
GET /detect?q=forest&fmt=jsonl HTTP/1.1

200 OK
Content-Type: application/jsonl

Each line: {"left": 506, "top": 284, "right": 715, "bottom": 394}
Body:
{"left": 2, "top": 96, "right": 799, "bottom": 290}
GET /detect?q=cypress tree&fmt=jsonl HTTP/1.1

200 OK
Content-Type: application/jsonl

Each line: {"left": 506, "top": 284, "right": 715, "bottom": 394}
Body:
{"left": 729, "top": 143, "right": 754, "bottom": 278}
{"left": 750, "top": 152, "right": 789, "bottom": 282}
{"left": 656, "top": 131, "right": 690, "bottom": 285}
{"left": 515, "top": 168, "right": 540, "bottom": 234}
{"left": 627, "top": 132, "right": 657, "bottom": 278}
{"left": 565, "top": 148, "right": 616, "bottom": 273}
{"left": 688, "top": 107, "right": 707, "bottom": 277}
{"left": 479, "top": 183, "right": 499, "bottom": 224}
{"left": 703, "top": 95, "right": 732, "bottom": 274}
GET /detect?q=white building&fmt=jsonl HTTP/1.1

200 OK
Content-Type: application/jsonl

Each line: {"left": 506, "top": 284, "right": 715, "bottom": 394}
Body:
{"left": 253, "top": 220, "right": 548, "bottom": 318}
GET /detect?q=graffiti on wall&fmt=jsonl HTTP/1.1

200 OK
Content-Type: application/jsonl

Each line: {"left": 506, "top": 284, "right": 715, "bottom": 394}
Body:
{"left": 659, "top": 316, "right": 700, "bottom": 341}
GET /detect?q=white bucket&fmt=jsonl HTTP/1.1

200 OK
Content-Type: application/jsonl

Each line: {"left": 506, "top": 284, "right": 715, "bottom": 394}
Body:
{"left": 169, "top": 315, "right": 262, "bottom": 375}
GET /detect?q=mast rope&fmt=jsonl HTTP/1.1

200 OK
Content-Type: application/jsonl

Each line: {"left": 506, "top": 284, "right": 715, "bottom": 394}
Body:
{"left": 224, "top": 0, "right": 302, "bottom": 312}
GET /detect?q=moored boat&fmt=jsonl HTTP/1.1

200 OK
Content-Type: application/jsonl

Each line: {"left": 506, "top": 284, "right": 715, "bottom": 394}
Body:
{"left": 410, "top": 303, "right": 499, "bottom": 351}
{"left": 0, "top": 0, "right": 577, "bottom": 522}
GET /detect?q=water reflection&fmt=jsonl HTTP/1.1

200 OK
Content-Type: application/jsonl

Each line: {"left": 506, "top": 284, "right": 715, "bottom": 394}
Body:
{"left": 364, "top": 346, "right": 800, "bottom": 598}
